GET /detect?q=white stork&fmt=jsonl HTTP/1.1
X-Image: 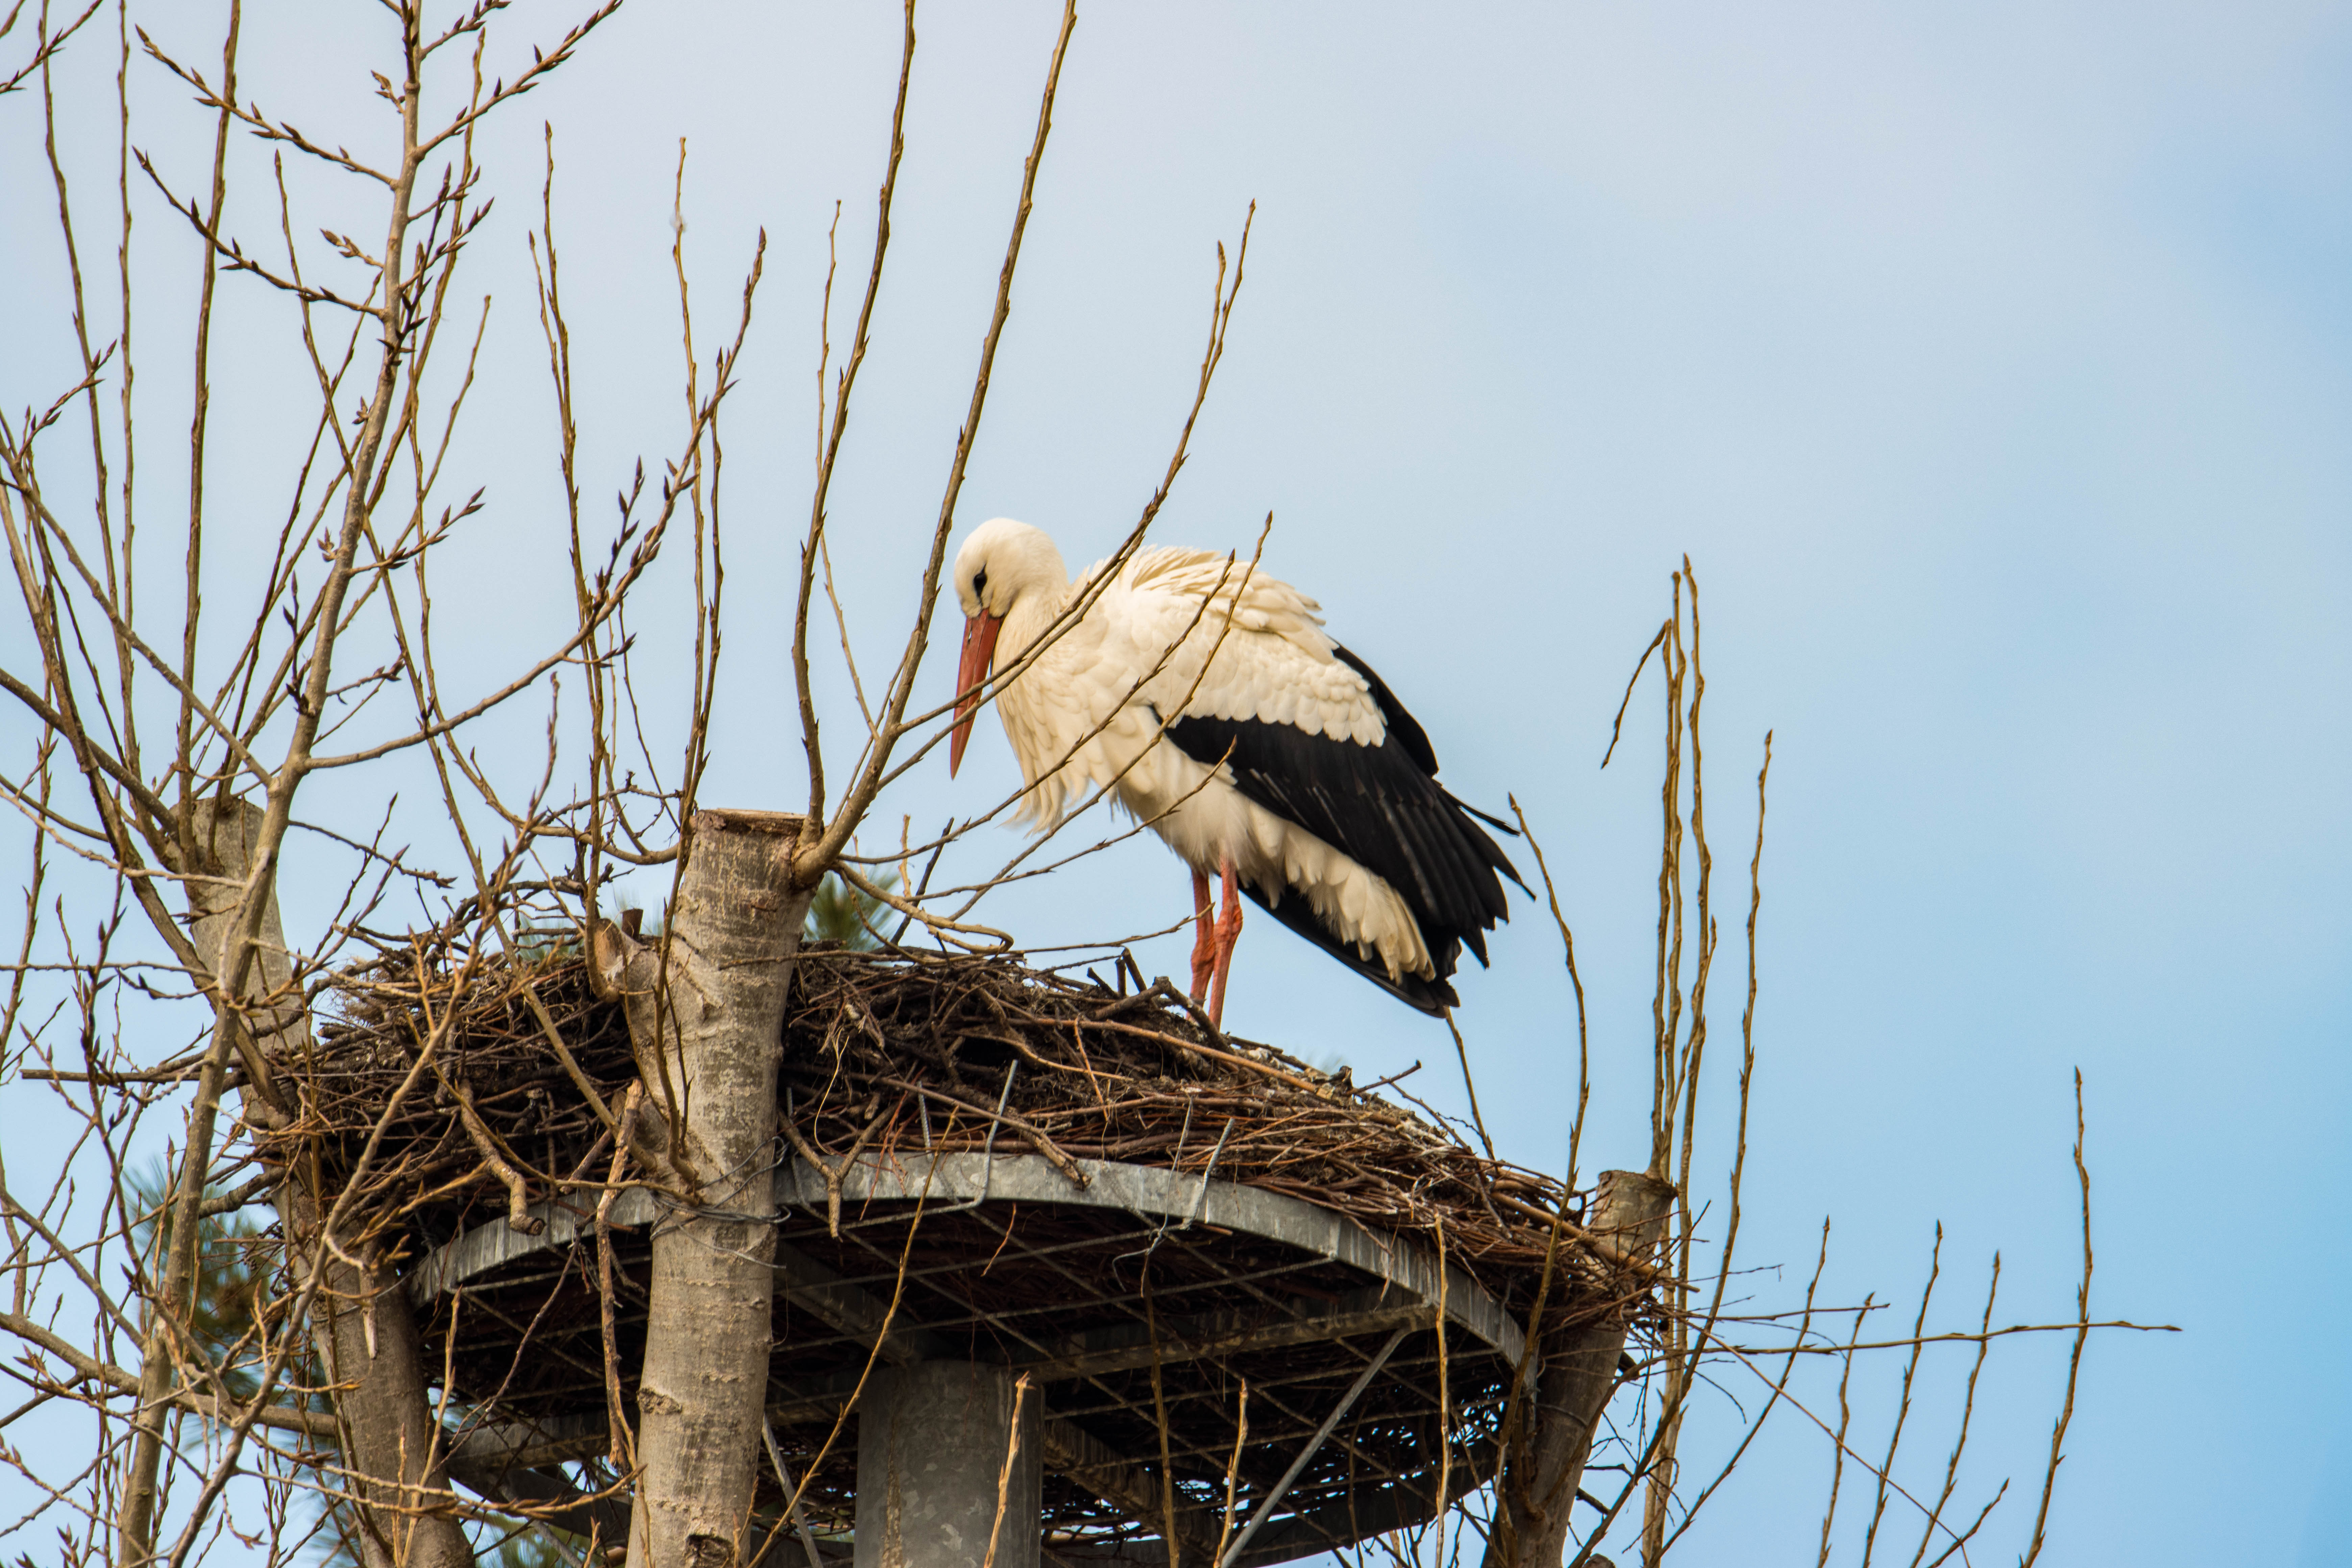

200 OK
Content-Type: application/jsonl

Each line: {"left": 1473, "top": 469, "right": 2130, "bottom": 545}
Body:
{"left": 946, "top": 518, "right": 1522, "bottom": 1023}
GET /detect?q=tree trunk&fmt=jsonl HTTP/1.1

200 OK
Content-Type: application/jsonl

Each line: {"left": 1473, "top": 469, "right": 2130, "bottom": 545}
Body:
{"left": 1481, "top": 1169, "right": 1676, "bottom": 1568}
{"left": 185, "top": 798, "right": 473, "bottom": 1568}
{"left": 598, "top": 809, "right": 813, "bottom": 1568}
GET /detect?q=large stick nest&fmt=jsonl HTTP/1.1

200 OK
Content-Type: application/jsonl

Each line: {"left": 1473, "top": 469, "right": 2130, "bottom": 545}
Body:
{"left": 294, "top": 942, "right": 1615, "bottom": 1319}
{"left": 281, "top": 942, "right": 1658, "bottom": 1542}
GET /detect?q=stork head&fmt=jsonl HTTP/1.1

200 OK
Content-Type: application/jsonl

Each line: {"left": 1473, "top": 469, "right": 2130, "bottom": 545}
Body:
{"left": 948, "top": 518, "right": 1066, "bottom": 776}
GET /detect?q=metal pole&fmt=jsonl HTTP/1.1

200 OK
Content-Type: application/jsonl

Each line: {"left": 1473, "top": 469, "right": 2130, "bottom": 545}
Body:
{"left": 764, "top": 1418, "right": 828, "bottom": 1568}
{"left": 1219, "top": 1326, "right": 1412, "bottom": 1568}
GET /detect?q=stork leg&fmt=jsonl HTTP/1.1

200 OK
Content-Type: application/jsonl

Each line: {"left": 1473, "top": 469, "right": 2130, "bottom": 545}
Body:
{"left": 1189, "top": 867, "right": 1217, "bottom": 1003}
{"left": 1206, "top": 855, "right": 1245, "bottom": 1028}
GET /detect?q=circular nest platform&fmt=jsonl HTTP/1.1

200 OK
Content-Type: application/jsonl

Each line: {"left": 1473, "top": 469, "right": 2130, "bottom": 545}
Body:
{"left": 296, "top": 947, "right": 1649, "bottom": 1564}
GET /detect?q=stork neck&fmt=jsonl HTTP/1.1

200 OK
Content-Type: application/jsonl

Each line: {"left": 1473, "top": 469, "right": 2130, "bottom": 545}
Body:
{"left": 998, "top": 576, "right": 1080, "bottom": 676}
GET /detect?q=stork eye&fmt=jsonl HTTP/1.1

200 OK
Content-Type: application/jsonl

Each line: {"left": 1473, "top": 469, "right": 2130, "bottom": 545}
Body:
{"left": 973, "top": 568, "right": 989, "bottom": 595}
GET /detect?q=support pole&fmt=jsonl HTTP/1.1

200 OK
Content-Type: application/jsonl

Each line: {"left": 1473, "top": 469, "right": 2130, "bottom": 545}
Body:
{"left": 854, "top": 1364, "right": 1042, "bottom": 1568}
{"left": 1221, "top": 1326, "right": 1410, "bottom": 1567}
{"left": 1480, "top": 1169, "right": 1675, "bottom": 1568}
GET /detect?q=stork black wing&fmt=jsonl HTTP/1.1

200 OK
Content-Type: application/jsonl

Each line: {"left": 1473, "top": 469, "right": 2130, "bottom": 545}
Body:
{"left": 1331, "top": 646, "right": 1438, "bottom": 775}
{"left": 1165, "top": 643, "right": 1521, "bottom": 1014}
{"left": 1235, "top": 879, "right": 1462, "bottom": 1014}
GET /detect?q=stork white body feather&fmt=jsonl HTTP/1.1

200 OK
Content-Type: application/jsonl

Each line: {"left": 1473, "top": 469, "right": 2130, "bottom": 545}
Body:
{"left": 951, "top": 518, "right": 1519, "bottom": 1015}
{"left": 983, "top": 537, "right": 1433, "bottom": 981}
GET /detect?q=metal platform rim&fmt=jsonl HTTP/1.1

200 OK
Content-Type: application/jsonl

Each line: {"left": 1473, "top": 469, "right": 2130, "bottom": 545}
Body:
{"left": 407, "top": 1150, "right": 1524, "bottom": 1366}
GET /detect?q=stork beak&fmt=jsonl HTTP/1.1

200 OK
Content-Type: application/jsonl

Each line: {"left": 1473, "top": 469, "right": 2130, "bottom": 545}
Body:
{"left": 949, "top": 610, "right": 1004, "bottom": 777}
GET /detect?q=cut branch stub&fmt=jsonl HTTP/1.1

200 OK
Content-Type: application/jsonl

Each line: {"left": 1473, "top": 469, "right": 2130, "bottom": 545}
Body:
{"left": 613, "top": 809, "right": 815, "bottom": 1568}
{"left": 1483, "top": 1168, "right": 1676, "bottom": 1568}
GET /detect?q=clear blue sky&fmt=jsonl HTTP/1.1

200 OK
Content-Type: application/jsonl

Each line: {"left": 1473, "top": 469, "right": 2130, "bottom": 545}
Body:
{"left": 4, "top": 2, "right": 2348, "bottom": 1562}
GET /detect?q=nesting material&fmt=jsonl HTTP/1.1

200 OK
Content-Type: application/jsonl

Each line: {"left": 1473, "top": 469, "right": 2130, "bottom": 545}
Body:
{"left": 301, "top": 945, "right": 1597, "bottom": 1295}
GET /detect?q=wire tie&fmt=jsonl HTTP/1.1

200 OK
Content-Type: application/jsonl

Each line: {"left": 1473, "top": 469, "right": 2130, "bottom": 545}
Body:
{"left": 978, "top": 1058, "right": 1019, "bottom": 1202}
{"left": 1181, "top": 1117, "right": 1237, "bottom": 1229}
